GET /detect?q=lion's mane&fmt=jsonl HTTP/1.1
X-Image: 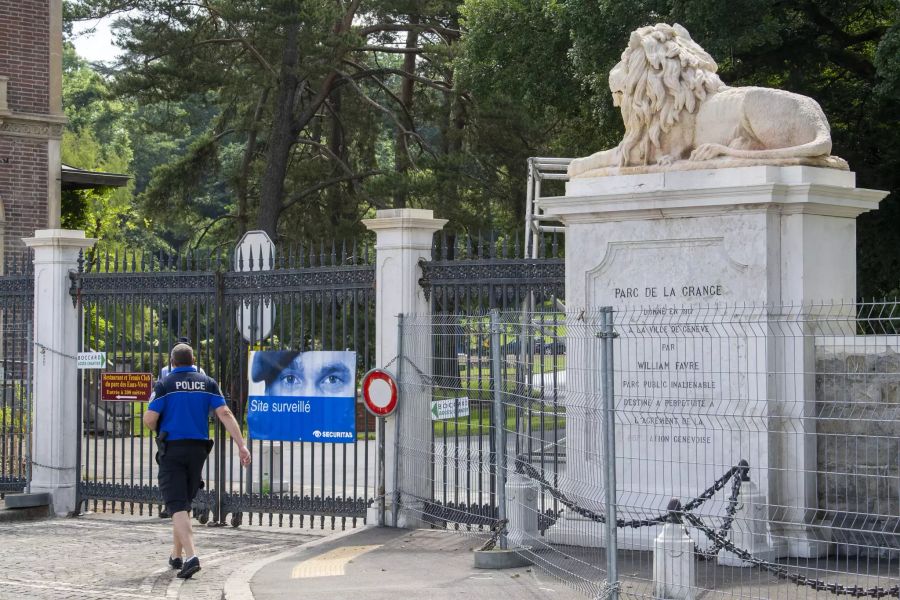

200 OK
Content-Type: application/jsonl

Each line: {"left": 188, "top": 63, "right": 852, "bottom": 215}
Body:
{"left": 618, "top": 23, "right": 723, "bottom": 166}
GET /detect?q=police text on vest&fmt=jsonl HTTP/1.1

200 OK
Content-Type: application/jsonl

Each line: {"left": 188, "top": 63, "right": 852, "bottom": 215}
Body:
{"left": 175, "top": 381, "right": 207, "bottom": 391}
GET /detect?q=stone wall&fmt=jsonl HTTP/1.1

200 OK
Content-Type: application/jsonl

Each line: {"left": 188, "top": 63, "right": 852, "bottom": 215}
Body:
{"left": 816, "top": 343, "right": 900, "bottom": 555}
{"left": 0, "top": 137, "right": 49, "bottom": 259}
{"left": 0, "top": 0, "right": 59, "bottom": 260}
{"left": 0, "top": 0, "right": 50, "bottom": 114}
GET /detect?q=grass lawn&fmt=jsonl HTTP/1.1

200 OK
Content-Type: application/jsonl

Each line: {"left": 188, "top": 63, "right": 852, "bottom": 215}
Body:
{"left": 431, "top": 403, "right": 565, "bottom": 437}
{"left": 433, "top": 356, "right": 564, "bottom": 401}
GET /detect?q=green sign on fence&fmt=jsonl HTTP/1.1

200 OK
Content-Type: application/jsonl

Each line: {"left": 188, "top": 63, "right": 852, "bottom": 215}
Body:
{"left": 76, "top": 351, "right": 106, "bottom": 370}
{"left": 431, "top": 397, "right": 470, "bottom": 420}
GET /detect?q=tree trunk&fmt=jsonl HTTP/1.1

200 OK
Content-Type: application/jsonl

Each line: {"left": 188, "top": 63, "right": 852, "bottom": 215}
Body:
{"left": 326, "top": 89, "right": 347, "bottom": 230}
{"left": 393, "top": 18, "right": 419, "bottom": 209}
{"left": 256, "top": 19, "right": 300, "bottom": 239}
{"left": 236, "top": 88, "right": 269, "bottom": 236}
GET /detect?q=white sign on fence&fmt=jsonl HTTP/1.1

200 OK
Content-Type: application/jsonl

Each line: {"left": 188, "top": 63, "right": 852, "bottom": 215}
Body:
{"left": 234, "top": 230, "right": 276, "bottom": 343}
{"left": 431, "top": 397, "right": 470, "bottom": 420}
{"left": 76, "top": 351, "right": 107, "bottom": 369}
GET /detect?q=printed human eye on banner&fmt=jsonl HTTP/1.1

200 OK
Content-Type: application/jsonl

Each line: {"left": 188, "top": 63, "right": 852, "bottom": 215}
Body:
{"left": 246, "top": 350, "right": 357, "bottom": 443}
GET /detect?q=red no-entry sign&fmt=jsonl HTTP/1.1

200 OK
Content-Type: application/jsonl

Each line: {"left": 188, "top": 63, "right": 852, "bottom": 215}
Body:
{"left": 361, "top": 369, "right": 398, "bottom": 417}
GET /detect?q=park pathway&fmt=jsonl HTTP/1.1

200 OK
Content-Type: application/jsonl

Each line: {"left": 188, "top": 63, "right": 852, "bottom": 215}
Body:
{"left": 0, "top": 512, "right": 325, "bottom": 600}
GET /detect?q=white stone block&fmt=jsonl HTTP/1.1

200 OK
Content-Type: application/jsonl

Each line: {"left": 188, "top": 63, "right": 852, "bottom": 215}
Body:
{"left": 717, "top": 480, "right": 775, "bottom": 567}
{"left": 653, "top": 522, "right": 696, "bottom": 600}
{"left": 506, "top": 473, "right": 540, "bottom": 549}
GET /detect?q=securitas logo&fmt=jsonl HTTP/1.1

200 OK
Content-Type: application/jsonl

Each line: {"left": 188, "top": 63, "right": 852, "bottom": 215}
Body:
{"left": 313, "top": 431, "right": 353, "bottom": 439}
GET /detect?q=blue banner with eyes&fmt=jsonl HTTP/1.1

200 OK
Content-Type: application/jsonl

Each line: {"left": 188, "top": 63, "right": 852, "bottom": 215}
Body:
{"left": 246, "top": 350, "right": 357, "bottom": 443}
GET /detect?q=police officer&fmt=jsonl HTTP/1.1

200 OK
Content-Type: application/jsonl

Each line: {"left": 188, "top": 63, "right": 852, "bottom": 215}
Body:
{"left": 158, "top": 337, "right": 205, "bottom": 381}
{"left": 143, "top": 343, "right": 251, "bottom": 579}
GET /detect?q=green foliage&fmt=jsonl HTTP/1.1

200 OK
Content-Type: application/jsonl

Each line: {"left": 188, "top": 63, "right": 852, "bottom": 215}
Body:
{"left": 458, "top": 0, "right": 900, "bottom": 296}
{"left": 61, "top": 44, "right": 141, "bottom": 247}
{"left": 65, "top": 0, "right": 504, "bottom": 247}
{"left": 0, "top": 403, "right": 28, "bottom": 436}
{"left": 62, "top": 1, "right": 900, "bottom": 294}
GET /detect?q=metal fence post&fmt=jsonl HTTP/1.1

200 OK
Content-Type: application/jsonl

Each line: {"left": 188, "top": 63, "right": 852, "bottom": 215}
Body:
{"left": 600, "top": 307, "right": 618, "bottom": 598}
{"left": 392, "top": 313, "right": 404, "bottom": 528}
{"left": 214, "top": 269, "right": 226, "bottom": 525}
{"left": 378, "top": 414, "right": 386, "bottom": 527}
{"left": 73, "top": 292, "right": 81, "bottom": 511}
{"left": 25, "top": 323, "right": 34, "bottom": 495}
{"left": 72, "top": 256, "right": 83, "bottom": 512}
{"left": 490, "top": 308, "right": 507, "bottom": 549}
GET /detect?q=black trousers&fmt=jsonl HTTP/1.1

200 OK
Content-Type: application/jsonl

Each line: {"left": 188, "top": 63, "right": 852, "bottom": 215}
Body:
{"left": 157, "top": 440, "right": 209, "bottom": 514}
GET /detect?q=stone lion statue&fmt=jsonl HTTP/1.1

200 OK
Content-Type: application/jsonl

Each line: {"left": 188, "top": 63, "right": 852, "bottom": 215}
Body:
{"left": 568, "top": 23, "right": 847, "bottom": 177}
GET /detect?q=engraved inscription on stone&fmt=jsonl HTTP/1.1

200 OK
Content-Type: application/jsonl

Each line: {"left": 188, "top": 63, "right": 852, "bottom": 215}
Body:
{"left": 585, "top": 237, "right": 767, "bottom": 503}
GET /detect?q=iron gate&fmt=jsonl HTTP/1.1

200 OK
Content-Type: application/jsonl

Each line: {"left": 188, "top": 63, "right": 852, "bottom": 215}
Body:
{"left": 418, "top": 231, "right": 565, "bottom": 526}
{"left": 0, "top": 255, "right": 33, "bottom": 495}
{"left": 72, "top": 242, "right": 376, "bottom": 528}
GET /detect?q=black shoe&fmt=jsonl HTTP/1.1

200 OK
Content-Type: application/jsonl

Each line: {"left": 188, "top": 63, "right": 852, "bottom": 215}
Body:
{"left": 177, "top": 556, "right": 200, "bottom": 579}
{"left": 168, "top": 556, "right": 183, "bottom": 570}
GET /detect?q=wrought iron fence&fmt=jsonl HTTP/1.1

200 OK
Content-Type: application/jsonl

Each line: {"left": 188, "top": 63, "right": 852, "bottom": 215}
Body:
{"left": 72, "top": 240, "right": 376, "bottom": 528}
{"left": 392, "top": 311, "right": 564, "bottom": 543}
{"left": 420, "top": 230, "right": 565, "bottom": 314}
{"left": 397, "top": 302, "right": 900, "bottom": 600}
{"left": 0, "top": 254, "right": 33, "bottom": 496}
{"left": 418, "top": 231, "right": 566, "bottom": 531}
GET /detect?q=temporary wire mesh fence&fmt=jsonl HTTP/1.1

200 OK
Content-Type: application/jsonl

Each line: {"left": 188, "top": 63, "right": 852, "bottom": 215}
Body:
{"left": 396, "top": 302, "right": 900, "bottom": 599}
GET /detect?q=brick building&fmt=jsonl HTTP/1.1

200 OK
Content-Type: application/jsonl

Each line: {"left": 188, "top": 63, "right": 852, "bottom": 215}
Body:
{"left": 0, "top": 0, "right": 65, "bottom": 263}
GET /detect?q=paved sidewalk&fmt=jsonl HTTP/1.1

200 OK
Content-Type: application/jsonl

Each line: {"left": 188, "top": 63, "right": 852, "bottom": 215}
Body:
{"left": 0, "top": 512, "right": 325, "bottom": 600}
{"left": 0, "top": 512, "right": 584, "bottom": 599}
{"left": 244, "top": 527, "right": 585, "bottom": 600}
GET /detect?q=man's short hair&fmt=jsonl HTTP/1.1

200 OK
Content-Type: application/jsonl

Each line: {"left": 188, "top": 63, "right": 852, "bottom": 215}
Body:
{"left": 171, "top": 343, "right": 194, "bottom": 367}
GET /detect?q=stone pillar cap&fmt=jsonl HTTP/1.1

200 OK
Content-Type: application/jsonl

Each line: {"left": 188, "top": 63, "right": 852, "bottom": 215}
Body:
{"left": 22, "top": 229, "right": 97, "bottom": 249}
{"left": 362, "top": 209, "right": 448, "bottom": 232}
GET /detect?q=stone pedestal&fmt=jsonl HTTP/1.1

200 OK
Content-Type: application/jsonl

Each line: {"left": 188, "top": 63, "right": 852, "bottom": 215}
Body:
{"left": 540, "top": 166, "right": 886, "bottom": 556}
{"left": 22, "top": 229, "right": 96, "bottom": 516}
{"left": 506, "top": 473, "right": 541, "bottom": 549}
{"left": 653, "top": 522, "right": 696, "bottom": 600}
{"left": 363, "top": 209, "right": 447, "bottom": 527}
{"left": 717, "top": 479, "right": 776, "bottom": 566}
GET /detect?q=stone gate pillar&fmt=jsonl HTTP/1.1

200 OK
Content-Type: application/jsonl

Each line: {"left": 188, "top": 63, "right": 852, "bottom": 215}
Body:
{"left": 23, "top": 229, "right": 95, "bottom": 515}
{"left": 363, "top": 209, "right": 446, "bottom": 527}
{"left": 541, "top": 166, "right": 886, "bottom": 557}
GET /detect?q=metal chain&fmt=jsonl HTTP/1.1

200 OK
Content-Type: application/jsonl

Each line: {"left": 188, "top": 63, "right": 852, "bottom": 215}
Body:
{"left": 682, "top": 512, "right": 900, "bottom": 598}
{"left": 29, "top": 460, "right": 76, "bottom": 471}
{"left": 34, "top": 341, "right": 78, "bottom": 361}
{"left": 593, "top": 581, "right": 621, "bottom": 600}
{"left": 695, "top": 471, "right": 744, "bottom": 560}
{"left": 681, "top": 461, "right": 747, "bottom": 515}
{"left": 381, "top": 355, "right": 435, "bottom": 386}
{"left": 480, "top": 518, "right": 509, "bottom": 551}
{"left": 514, "top": 455, "right": 743, "bottom": 528}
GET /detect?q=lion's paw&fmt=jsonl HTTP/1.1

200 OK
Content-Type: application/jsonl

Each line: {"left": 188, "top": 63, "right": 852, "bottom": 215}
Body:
{"left": 656, "top": 154, "right": 676, "bottom": 166}
{"left": 567, "top": 157, "right": 586, "bottom": 177}
{"left": 690, "top": 143, "right": 726, "bottom": 161}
